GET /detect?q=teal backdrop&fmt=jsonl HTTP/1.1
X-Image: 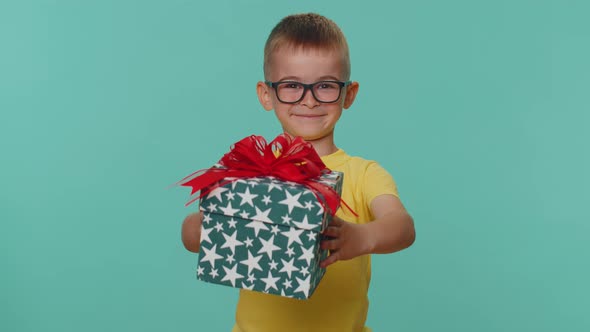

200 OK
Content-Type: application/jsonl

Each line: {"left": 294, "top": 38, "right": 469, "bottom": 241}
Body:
{"left": 1, "top": 1, "right": 588, "bottom": 331}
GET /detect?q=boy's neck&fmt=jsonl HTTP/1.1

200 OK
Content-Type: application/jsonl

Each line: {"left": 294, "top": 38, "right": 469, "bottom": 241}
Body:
{"left": 307, "top": 137, "right": 338, "bottom": 157}
{"left": 282, "top": 131, "right": 338, "bottom": 157}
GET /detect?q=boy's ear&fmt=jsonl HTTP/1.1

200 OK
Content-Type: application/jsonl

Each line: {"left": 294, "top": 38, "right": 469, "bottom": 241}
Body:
{"left": 343, "top": 81, "right": 359, "bottom": 109}
{"left": 256, "top": 81, "right": 274, "bottom": 111}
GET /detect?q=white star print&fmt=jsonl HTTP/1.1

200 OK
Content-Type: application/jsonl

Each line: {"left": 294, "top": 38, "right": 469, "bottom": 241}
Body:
{"left": 239, "top": 250, "right": 263, "bottom": 275}
{"left": 213, "top": 222, "right": 224, "bottom": 233}
{"left": 245, "top": 219, "right": 269, "bottom": 237}
{"left": 268, "top": 259, "right": 278, "bottom": 270}
{"left": 292, "top": 215, "right": 319, "bottom": 231}
{"left": 228, "top": 178, "right": 248, "bottom": 190}
{"left": 228, "top": 218, "right": 237, "bottom": 228}
{"left": 242, "top": 282, "right": 254, "bottom": 290}
{"left": 280, "top": 227, "right": 304, "bottom": 247}
{"left": 225, "top": 191, "right": 235, "bottom": 201}
{"left": 239, "top": 210, "right": 249, "bottom": 219}
{"left": 304, "top": 201, "right": 314, "bottom": 211}
{"left": 286, "top": 246, "right": 295, "bottom": 257}
{"left": 226, "top": 253, "right": 235, "bottom": 264}
{"left": 262, "top": 195, "right": 272, "bottom": 205}
{"left": 221, "top": 230, "right": 243, "bottom": 254}
{"left": 270, "top": 224, "right": 280, "bottom": 235}
{"left": 231, "top": 179, "right": 248, "bottom": 190}
{"left": 282, "top": 278, "right": 292, "bottom": 289}
{"left": 205, "top": 202, "right": 218, "bottom": 212}
{"left": 297, "top": 245, "right": 314, "bottom": 266}
{"left": 202, "top": 213, "right": 212, "bottom": 224}
{"left": 221, "top": 264, "right": 244, "bottom": 287}
{"left": 206, "top": 186, "right": 229, "bottom": 202}
{"left": 260, "top": 271, "right": 280, "bottom": 291}
{"left": 219, "top": 201, "right": 239, "bottom": 216}
{"left": 200, "top": 244, "right": 223, "bottom": 268}
{"left": 247, "top": 273, "right": 256, "bottom": 283}
{"left": 237, "top": 187, "right": 258, "bottom": 207}
{"left": 244, "top": 237, "right": 254, "bottom": 248}
{"left": 294, "top": 275, "right": 311, "bottom": 298}
{"left": 300, "top": 266, "right": 309, "bottom": 276}
{"left": 267, "top": 181, "right": 282, "bottom": 193}
{"left": 248, "top": 180, "right": 260, "bottom": 187}
{"left": 257, "top": 235, "right": 281, "bottom": 259}
{"left": 279, "top": 257, "right": 299, "bottom": 278}
{"left": 197, "top": 266, "right": 204, "bottom": 276}
{"left": 279, "top": 190, "right": 304, "bottom": 214}
{"left": 251, "top": 206, "right": 273, "bottom": 224}
{"left": 315, "top": 201, "right": 324, "bottom": 215}
{"left": 306, "top": 231, "right": 316, "bottom": 242}
{"left": 209, "top": 268, "right": 219, "bottom": 278}
{"left": 200, "top": 225, "right": 212, "bottom": 244}
{"left": 281, "top": 214, "right": 292, "bottom": 225}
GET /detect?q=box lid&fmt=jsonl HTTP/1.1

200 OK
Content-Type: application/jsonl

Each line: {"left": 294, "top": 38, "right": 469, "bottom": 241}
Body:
{"left": 199, "top": 170, "right": 343, "bottom": 233}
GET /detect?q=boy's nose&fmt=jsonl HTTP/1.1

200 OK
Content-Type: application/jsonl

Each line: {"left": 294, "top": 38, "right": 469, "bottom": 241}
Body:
{"left": 300, "top": 88, "right": 320, "bottom": 108}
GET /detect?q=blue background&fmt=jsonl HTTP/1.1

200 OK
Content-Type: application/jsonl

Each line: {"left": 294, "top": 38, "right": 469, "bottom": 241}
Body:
{"left": 1, "top": 1, "right": 588, "bottom": 331}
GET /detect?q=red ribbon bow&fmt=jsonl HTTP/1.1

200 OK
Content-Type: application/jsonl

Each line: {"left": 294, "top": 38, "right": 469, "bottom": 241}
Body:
{"left": 176, "top": 134, "right": 353, "bottom": 216}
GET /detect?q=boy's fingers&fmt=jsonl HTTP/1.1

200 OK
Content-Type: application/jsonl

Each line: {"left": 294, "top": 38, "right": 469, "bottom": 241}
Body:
{"left": 320, "top": 218, "right": 345, "bottom": 266}
{"left": 322, "top": 226, "right": 340, "bottom": 238}
{"left": 321, "top": 251, "right": 340, "bottom": 268}
{"left": 320, "top": 239, "right": 339, "bottom": 251}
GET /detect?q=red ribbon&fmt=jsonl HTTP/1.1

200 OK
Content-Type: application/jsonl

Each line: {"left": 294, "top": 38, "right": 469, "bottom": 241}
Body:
{"left": 176, "top": 134, "right": 356, "bottom": 217}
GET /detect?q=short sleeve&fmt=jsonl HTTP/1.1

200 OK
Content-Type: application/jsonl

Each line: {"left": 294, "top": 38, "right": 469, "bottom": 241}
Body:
{"left": 362, "top": 162, "right": 399, "bottom": 206}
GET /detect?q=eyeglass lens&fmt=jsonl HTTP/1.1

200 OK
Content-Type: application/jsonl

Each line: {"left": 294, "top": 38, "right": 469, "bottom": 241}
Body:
{"left": 276, "top": 82, "right": 342, "bottom": 103}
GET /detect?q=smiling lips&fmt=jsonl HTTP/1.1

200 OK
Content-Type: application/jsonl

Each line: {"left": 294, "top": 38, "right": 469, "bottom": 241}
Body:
{"left": 293, "top": 114, "right": 325, "bottom": 118}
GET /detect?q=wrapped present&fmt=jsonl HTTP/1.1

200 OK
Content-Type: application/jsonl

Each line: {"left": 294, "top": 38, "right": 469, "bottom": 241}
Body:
{"left": 177, "top": 134, "right": 347, "bottom": 299}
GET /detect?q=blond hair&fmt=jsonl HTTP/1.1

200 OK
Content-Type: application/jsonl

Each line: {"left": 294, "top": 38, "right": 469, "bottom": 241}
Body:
{"left": 263, "top": 13, "right": 351, "bottom": 80}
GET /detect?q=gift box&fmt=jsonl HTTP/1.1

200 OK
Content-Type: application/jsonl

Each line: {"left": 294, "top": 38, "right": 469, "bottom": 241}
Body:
{"left": 196, "top": 170, "right": 342, "bottom": 299}
{"left": 177, "top": 134, "right": 347, "bottom": 299}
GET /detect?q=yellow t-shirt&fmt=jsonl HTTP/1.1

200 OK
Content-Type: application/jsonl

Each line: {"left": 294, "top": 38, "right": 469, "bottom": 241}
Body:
{"left": 232, "top": 149, "right": 399, "bottom": 332}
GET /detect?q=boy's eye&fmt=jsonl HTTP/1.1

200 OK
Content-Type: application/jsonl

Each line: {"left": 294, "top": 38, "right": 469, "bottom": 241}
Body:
{"left": 317, "top": 82, "right": 338, "bottom": 89}
{"left": 281, "top": 83, "right": 302, "bottom": 89}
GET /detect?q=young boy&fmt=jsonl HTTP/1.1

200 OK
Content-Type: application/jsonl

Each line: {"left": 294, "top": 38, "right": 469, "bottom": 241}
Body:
{"left": 181, "top": 13, "right": 415, "bottom": 332}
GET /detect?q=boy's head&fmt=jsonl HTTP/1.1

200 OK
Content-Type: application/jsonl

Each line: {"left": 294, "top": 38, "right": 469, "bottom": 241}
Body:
{"left": 257, "top": 13, "right": 359, "bottom": 146}
{"left": 263, "top": 13, "right": 350, "bottom": 81}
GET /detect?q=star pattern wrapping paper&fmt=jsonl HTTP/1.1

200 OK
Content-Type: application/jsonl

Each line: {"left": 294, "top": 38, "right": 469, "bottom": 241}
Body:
{"left": 196, "top": 171, "right": 343, "bottom": 299}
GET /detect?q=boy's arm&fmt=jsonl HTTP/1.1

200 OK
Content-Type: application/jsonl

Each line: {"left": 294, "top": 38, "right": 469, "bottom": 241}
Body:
{"left": 320, "top": 194, "right": 415, "bottom": 267}
{"left": 364, "top": 194, "right": 415, "bottom": 254}
{"left": 181, "top": 212, "right": 203, "bottom": 253}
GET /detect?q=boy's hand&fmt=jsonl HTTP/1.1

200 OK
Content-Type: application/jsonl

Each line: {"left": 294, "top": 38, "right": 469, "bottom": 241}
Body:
{"left": 181, "top": 212, "right": 203, "bottom": 253}
{"left": 319, "top": 216, "right": 373, "bottom": 268}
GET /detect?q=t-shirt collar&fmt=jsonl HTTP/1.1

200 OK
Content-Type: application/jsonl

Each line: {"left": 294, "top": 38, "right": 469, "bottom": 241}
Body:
{"left": 320, "top": 148, "right": 349, "bottom": 170}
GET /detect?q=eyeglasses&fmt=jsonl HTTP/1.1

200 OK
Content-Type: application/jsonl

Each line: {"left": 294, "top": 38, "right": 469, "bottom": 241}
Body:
{"left": 265, "top": 80, "right": 351, "bottom": 104}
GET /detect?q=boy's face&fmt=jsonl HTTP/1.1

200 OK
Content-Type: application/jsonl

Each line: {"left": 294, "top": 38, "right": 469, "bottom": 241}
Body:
{"left": 257, "top": 47, "right": 358, "bottom": 143}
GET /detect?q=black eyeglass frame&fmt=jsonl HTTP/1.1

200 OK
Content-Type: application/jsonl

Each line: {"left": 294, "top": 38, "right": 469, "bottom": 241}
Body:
{"left": 264, "top": 80, "right": 352, "bottom": 104}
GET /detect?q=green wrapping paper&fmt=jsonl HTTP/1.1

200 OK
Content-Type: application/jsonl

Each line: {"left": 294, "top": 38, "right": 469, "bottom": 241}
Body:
{"left": 196, "top": 171, "right": 343, "bottom": 299}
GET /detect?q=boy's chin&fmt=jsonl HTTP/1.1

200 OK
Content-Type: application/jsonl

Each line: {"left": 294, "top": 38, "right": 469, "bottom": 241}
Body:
{"left": 284, "top": 131, "right": 331, "bottom": 142}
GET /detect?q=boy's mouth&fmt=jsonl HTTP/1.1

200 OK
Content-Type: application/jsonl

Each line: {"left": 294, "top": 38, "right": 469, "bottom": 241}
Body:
{"left": 292, "top": 113, "right": 325, "bottom": 118}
